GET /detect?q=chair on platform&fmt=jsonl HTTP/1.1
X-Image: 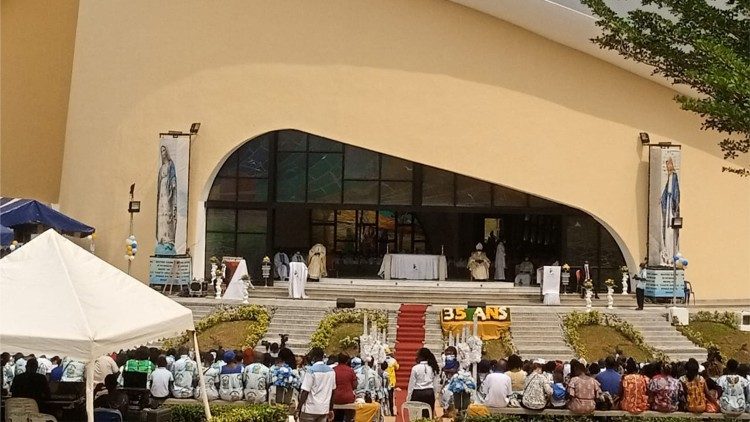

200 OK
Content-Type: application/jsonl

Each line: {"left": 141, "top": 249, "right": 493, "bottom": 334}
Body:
{"left": 93, "top": 408, "right": 123, "bottom": 422}
{"left": 4, "top": 398, "right": 39, "bottom": 422}
{"left": 401, "top": 401, "right": 432, "bottom": 422}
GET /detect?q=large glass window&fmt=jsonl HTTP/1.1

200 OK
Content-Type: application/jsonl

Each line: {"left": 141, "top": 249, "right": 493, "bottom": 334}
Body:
{"left": 204, "top": 129, "right": 623, "bottom": 280}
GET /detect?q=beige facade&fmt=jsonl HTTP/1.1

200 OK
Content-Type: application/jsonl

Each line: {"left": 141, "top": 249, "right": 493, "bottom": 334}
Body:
{"left": 3, "top": 0, "right": 748, "bottom": 299}
{"left": 1, "top": 0, "right": 79, "bottom": 203}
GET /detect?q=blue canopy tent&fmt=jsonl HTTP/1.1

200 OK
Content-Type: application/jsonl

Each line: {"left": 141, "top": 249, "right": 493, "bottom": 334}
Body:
{"left": 0, "top": 224, "right": 13, "bottom": 246}
{"left": 0, "top": 197, "right": 95, "bottom": 238}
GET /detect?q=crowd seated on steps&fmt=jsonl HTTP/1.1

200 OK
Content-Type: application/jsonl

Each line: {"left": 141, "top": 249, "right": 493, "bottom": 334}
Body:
{"left": 3, "top": 340, "right": 750, "bottom": 420}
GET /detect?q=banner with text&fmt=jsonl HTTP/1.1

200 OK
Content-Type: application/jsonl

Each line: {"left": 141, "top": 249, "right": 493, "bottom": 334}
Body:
{"left": 440, "top": 306, "right": 511, "bottom": 340}
{"left": 155, "top": 134, "right": 190, "bottom": 255}
{"left": 648, "top": 147, "right": 682, "bottom": 267}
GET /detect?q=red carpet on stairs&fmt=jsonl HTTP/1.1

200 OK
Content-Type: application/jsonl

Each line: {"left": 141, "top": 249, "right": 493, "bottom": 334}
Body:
{"left": 394, "top": 304, "right": 428, "bottom": 390}
{"left": 393, "top": 304, "right": 429, "bottom": 422}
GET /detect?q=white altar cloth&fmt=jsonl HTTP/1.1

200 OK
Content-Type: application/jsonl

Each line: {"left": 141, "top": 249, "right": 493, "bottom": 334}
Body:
{"left": 223, "top": 259, "right": 249, "bottom": 300}
{"left": 289, "top": 261, "right": 308, "bottom": 299}
{"left": 378, "top": 254, "right": 447, "bottom": 280}
{"left": 538, "top": 266, "right": 561, "bottom": 305}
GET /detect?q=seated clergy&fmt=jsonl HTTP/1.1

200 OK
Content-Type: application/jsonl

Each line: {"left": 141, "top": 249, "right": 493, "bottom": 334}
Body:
{"left": 467, "top": 243, "right": 491, "bottom": 281}
{"left": 307, "top": 244, "right": 327, "bottom": 280}
{"left": 514, "top": 257, "right": 534, "bottom": 286}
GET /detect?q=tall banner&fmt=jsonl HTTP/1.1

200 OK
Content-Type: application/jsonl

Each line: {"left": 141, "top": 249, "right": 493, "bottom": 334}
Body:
{"left": 155, "top": 134, "right": 190, "bottom": 255}
{"left": 648, "top": 147, "right": 681, "bottom": 267}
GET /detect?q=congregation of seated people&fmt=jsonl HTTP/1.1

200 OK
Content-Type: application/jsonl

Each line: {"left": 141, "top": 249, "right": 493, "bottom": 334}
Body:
{"left": 471, "top": 352, "right": 750, "bottom": 416}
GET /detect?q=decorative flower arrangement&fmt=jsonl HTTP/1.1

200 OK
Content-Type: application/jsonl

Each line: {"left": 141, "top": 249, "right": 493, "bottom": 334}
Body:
{"left": 163, "top": 304, "right": 271, "bottom": 350}
{"left": 446, "top": 370, "right": 477, "bottom": 393}
{"left": 271, "top": 364, "right": 300, "bottom": 389}
{"left": 338, "top": 335, "right": 359, "bottom": 349}
{"left": 562, "top": 263, "right": 570, "bottom": 273}
{"left": 262, "top": 256, "right": 271, "bottom": 264}
{"left": 583, "top": 279, "right": 593, "bottom": 290}
{"left": 210, "top": 256, "right": 220, "bottom": 265}
{"left": 562, "top": 311, "right": 668, "bottom": 362}
{"left": 620, "top": 265, "right": 629, "bottom": 273}
{"left": 309, "top": 309, "right": 388, "bottom": 350}
{"left": 604, "top": 278, "right": 615, "bottom": 287}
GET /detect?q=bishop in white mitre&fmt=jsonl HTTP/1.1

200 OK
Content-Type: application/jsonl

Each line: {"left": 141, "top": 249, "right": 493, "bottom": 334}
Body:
{"left": 467, "top": 243, "right": 491, "bottom": 280}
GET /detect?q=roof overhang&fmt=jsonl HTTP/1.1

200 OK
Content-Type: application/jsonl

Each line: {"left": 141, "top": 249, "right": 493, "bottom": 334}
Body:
{"left": 450, "top": 0, "right": 694, "bottom": 96}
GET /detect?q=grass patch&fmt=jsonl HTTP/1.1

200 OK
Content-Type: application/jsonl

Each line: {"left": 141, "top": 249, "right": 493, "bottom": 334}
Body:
{"left": 195, "top": 320, "right": 260, "bottom": 350}
{"left": 577, "top": 325, "right": 652, "bottom": 362}
{"left": 483, "top": 339, "right": 514, "bottom": 360}
{"left": 687, "top": 321, "right": 750, "bottom": 363}
{"left": 324, "top": 322, "right": 362, "bottom": 356}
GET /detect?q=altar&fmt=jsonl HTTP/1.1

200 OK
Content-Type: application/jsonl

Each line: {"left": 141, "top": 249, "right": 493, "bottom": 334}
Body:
{"left": 378, "top": 253, "right": 447, "bottom": 281}
{"left": 537, "top": 265, "right": 561, "bottom": 305}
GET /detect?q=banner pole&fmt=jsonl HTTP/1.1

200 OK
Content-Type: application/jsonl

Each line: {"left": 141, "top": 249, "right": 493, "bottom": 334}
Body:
{"left": 192, "top": 331, "right": 212, "bottom": 420}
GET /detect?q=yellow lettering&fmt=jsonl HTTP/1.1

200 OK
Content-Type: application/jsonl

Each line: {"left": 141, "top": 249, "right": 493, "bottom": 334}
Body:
{"left": 485, "top": 306, "right": 500, "bottom": 320}
{"left": 455, "top": 308, "right": 466, "bottom": 321}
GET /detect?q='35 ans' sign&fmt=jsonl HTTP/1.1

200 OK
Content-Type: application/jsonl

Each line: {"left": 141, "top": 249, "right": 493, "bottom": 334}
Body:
{"left": 441, "top": 306, "right": 510, "bottom": 322}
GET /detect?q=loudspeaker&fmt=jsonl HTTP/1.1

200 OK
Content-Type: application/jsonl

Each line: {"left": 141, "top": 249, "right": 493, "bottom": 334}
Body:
{"left": 467, "top": 301, "right": 486, "bottom": 308}
{"left": 336, "top": 298, "right": 356, "bottom": 308}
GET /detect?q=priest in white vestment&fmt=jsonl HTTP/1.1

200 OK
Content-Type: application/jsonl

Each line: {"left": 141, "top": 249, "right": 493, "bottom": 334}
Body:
{"left": 467, "top": 243, "right": 491, "bottom": 280}
{"left": 494, "top": 241, "right": 506, "bottom": 281}
{"left": 307, "top": 243, "right": 327, "bottom": 280}
{"left": 288, "top": 261, "right": 308, "bottom": 299}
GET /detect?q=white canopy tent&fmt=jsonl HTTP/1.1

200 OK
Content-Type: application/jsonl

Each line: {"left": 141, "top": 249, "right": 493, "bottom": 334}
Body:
{"left": 0, "top": 230, "right": 211, "bottom": 421}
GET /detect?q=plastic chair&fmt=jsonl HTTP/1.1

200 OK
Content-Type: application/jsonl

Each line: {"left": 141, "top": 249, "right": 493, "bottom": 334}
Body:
{"left": 683, "top": 280, "right": 695, "bottom": 305}
{"left": 400, "top": 401, "right": 432, "bottom": 422}
{"left": 7, "top": 411, "right": 31, "bottom": 422}
{"left": 27, "top": 414, "right": 57, "bottom": 422}
{"left": 93, "top": 408, "right": 123, "bottom": 422}
{"left": 4, "top": 398, "right": 39, "bottom": 422}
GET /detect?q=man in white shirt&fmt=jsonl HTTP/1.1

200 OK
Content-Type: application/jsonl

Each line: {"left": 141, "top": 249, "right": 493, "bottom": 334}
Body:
{"left": 149, "top": 356, "right": 173, "bottom": 400}
{"left": 93, "top": 354, "right": 119, "bottom": 386}
{"left": 297, "top": 347, "right": 335, "bottom": 422}
{"left": 480, "top": 360, "right": 512, "bottom": 408}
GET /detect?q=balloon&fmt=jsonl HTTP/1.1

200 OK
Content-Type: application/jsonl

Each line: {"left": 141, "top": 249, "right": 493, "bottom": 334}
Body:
{"left": 9, "top": 245, "right": 15, "bottom": 251}
{"left": 132, "top": 248, "right": 138, "bottom": 254}
{"left": 11, "top": 240, "right": 18, "bottom": 245}
{"left": 681, "top": 259, "right": 688, "bottom": 266}
{"left": 673, "top": 255, "right": 680, "bottom": 262}
{"left": 126, "top": 238, "right": 132, "bottom": 245}
{"left": 129, "top": 256, "right": 135, "bottom": 261}
{"left": 86, "top": 235, "right": 93, "bottom": 240}
{"left": 131, "top": 241, "right": 138, "bottom": 248}
{"left": 127, "top": 245, "right": 132, "bottom": 251}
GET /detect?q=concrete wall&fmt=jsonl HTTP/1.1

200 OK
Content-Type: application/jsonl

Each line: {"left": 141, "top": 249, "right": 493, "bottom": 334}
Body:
{"left": 1, "top": 0, "right": 79, "bottom": 203}
{"left": 56, "top": 0, "right": 749, "bottom": 299}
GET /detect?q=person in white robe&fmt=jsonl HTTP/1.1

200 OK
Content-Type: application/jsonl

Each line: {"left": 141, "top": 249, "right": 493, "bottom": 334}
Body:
{"left": 171, "top": 349, "right": 198, "bottom": 398}
{"left": 307, "top": 243, "right": 327, "bottom": 280}
{"left": 467, "top": 243, "right": 491, "bottom": 280}
{"left": 515, "top": 257, "right": 534, "bottom": 286}
{"left": 494, "top": 241, "right": 506, "bottom": 281}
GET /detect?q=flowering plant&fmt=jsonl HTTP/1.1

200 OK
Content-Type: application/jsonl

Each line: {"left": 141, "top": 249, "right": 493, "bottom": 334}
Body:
{"left": 446, "top": 370, "right": 476, "bottom": 393}
{"left": 604, "top": 278, "right": 615, "bottom": 287}
{"left": 620, "top": 265, "right": 629, "bottom": 273}
{"left": 562, "top": 263, "right": 570, "bottom": 273}
{"left": 210, "top": 256, "right": 220, "bottom": 265}
{"left": 271, "top": 364, "right": 300, "bottom": 389}
{"left": 583, "top": 279, "right": 593, "bottom": 290}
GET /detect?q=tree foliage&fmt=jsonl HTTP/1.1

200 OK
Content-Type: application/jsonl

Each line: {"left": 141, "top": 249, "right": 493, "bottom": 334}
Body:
{"left": 581, "top": 0, "right": 750, "bottom": 176}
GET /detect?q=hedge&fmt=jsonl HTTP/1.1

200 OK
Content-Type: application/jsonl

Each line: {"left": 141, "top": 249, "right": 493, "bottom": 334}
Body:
{"left": 309, "top": 308, "right": 388, "bottom": 350}
{"left": 168, "top": 403, "right": 287, "bottom": 422}
{"left": 164, "top": 304, "right": 271, "bottom": 350}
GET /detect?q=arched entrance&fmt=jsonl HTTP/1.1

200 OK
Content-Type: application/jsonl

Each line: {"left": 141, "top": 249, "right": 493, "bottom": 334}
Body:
{"left": 204, "top": 130, "right": 626, "bottom": 288}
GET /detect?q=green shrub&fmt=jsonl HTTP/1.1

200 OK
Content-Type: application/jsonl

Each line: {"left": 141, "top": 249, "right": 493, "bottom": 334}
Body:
{"left": 164, "top": 304, "right": 272, "bottom": 350}
{"left": 167, "top": 403, "right": 287, "bottom": 422}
